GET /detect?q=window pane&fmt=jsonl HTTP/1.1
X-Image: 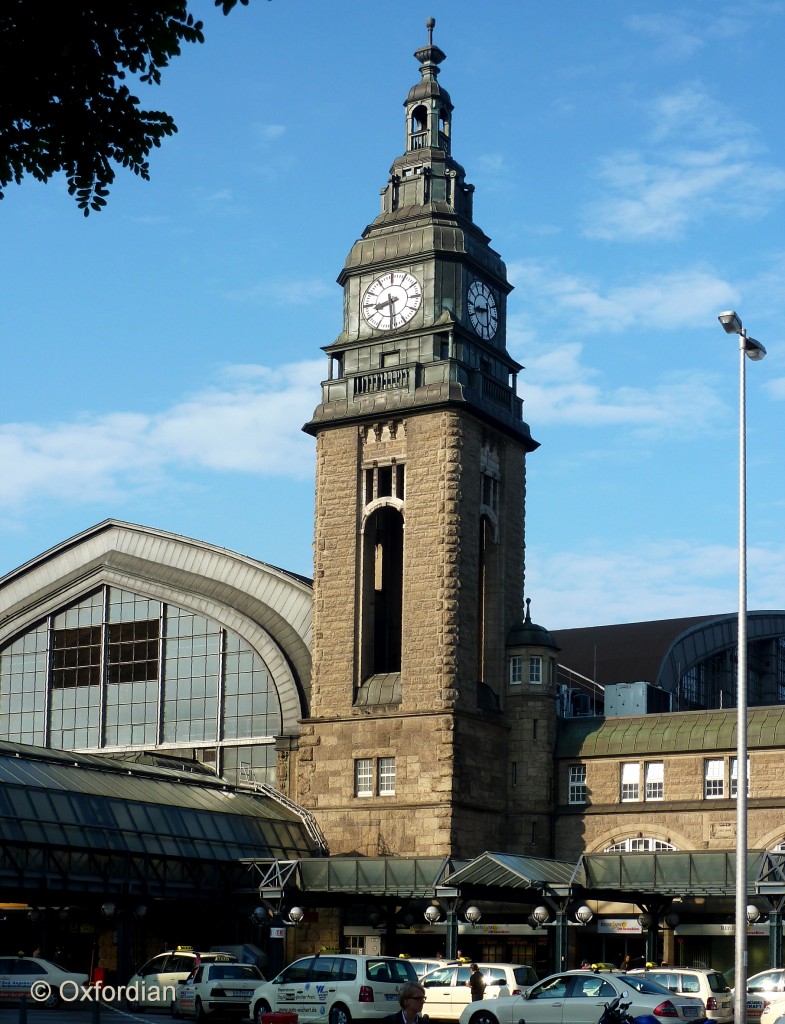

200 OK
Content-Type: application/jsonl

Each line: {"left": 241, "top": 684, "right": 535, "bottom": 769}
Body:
{"left": 621, "top": 762, "right": 640, "bottom": 801}
{"left": 355, "top": 758, "right": 373, "bottom": 797}
{"left": 378, "top": 757, "right": 396, "bottom": 795}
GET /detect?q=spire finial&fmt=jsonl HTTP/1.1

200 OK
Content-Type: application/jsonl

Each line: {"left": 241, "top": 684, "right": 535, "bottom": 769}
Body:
{"left": 525, "top": 597, "right": 532, "bottom": 622}
{"left": 414, "top": 17, "right": 446, "bottom": 73}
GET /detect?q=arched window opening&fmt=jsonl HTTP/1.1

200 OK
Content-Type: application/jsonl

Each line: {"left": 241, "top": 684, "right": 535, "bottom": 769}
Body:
{"left": 438, "top": 107, "right": 450, "bottom": 151}
{"left": 476, "top": 514, "right": 496, "bottom": 685}
{"left": 361, "top": 505, "right": 404, "bottom": 676}
{"left": 409, "top": 105, "right": 428, "bottom": 150}
{"left": 604, "top": 837, "right": 676, "bottom": 853}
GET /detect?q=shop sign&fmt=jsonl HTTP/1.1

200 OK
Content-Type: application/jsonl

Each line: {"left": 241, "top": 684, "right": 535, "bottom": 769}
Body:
{"left": 597, "top": 918, "right": 643, "bottom": 934}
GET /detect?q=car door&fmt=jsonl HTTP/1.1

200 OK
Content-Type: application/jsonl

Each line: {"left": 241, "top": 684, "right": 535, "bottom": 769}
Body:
{"left": 521, "top": 973, "right": 573, "bottom": 1024}
{"left": 177, "top": 965, "right": 201, "bottom": 1017}
{"left": 423, "top": 967, "right": 460, "bottom": 1019}
{"left": 270, "top": 957, "right": 316, "bottom": 1019}
{"left": 561, "top": 974, "right": 619, "bottom": 1024}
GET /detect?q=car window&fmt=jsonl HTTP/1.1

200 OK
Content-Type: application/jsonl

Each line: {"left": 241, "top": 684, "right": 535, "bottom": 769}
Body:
{"left": 457, "top": 967, "right": 472, "bottom": 985}
{"left": 389, "top": 961, "right": 418, "bottom": 983}
{"left": 485, "top": 968, "right": 506, "bottom": 985}
{"left": 278, "top": 958, "right": 314, "bottom": 984}
{"left": 0, "top": 960, "right": 14, "bottom": 973}
{"left": 138, "top": 956, "right": 167, "bottom": 977}
{"left": 532, "top": 976, "right": 570, "bottom": 999}
{"left": 681, "top": 977, "right": 700, "bottom": 994}
{"left": 192, "top": 967, "right": 204, "bottom": 983}
{"left": 707, "top": 973, "right": 729, "bottom": 993}
{"left": 620, "top": 975, "right": 674, "bottom": 996}
{"left": 337, "top": 959, "right": 358, "bottom": 982}
{"left": 14, "top": 961, "right": 44, "bottom": 976}
{"left": 647, "top": 972, "right": 679, "bottom": 992}
{"left": 169, "top": 955, "right": 195, "bottom": 973}
{"left": 311, "top": 957, "right": 340, "bottom": 982}
{"left": 574, "top": 977, "right": 616, "bottom": 999}
{"left": 749, "top": 974, "right": 783, "bottom": 994}
{"left": 424, "top": 968, "right": 456, "bottom": 986}
{"left": 514, "top": 968, "right": 538, "bottom": 986}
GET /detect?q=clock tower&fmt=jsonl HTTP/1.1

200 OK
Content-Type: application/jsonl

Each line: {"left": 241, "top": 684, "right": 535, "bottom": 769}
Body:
{"left": 297, "top": 19, "right": 540, "bottom": 859}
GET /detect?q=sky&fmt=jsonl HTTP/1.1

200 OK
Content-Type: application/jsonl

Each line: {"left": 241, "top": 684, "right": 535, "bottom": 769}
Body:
{"left": 1, "top": 0, "right": 784, "bottom": 630}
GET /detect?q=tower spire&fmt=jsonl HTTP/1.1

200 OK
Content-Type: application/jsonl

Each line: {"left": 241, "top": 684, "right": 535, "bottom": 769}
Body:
{"left": 413, "top": 16, "right": 446, "bottom": 79}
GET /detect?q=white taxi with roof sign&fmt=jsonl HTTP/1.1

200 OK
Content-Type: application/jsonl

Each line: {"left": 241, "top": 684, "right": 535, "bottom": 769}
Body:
{"left": 126, "top": 947, "right": 237, "bottom": 1009}
{"left": 173, "top": 961, "right": 264, "bottom": 1021}
{"left": 248, "top": 953, "right": 418, "bottom": 1024}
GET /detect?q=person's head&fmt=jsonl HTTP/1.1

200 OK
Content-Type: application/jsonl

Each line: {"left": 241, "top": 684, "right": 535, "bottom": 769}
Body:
{"left": 580, "top": 960, "right": 591, "bottom": 968}
{"left": 470, "top": 963, "right": 479, "bottom": 972}
{"left": 399, "top": 983, "right": 426, "bottom": 1011}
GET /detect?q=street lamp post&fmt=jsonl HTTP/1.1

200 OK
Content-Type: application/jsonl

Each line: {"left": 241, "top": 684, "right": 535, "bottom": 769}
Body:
{"left": 718, "top": 311, "right": 766, "bottom": 1024}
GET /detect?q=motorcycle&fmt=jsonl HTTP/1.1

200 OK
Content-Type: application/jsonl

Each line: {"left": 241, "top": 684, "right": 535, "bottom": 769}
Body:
{"left": 598, "top": 994, "right": 663, "bottom": 1024}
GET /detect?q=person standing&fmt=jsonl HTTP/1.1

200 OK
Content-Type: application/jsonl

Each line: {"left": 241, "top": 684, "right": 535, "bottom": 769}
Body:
{"left": 469, "top": 964, "right": 486, "bottom": 1001}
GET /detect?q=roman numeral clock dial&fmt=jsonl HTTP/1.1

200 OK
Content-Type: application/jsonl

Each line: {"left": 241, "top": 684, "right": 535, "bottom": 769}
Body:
{"left": 467, "top": 279, "right": 498, "bottom": 340}
{"left": 362, "top": 271, "right": 422, "bottom": 330}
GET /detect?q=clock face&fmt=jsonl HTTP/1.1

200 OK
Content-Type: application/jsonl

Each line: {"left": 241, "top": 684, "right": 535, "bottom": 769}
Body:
{"left": 467, "top": 280, "right": 498, "bottom": 340}
{"left": 362, "top": 271, "right": 422, "bottom": 331}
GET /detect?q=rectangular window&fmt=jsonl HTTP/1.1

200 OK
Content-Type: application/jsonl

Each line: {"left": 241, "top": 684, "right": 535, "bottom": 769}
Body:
{"left": 511, "top": 761, "right": 518, "bottom": 787}
{"left": 730, "top": 757, "right": 750, "bottom": 798}
{"left": 705, "top": 758, "right": 725, "bottom": 799}
{"left": 645, "top": 761, "right": 664, "bottom": 801}
{"left": 378, "top": 756, "right": 396, "bottom": 795}
{"left": 355, "top": 758, "right": 373, "bottom": 797}
{"left": 509, "top": 656, "right": 522, "bottom": 685}
{"left": 621, "top": 762, "right": 640, "bottom": 802}
{"left": 568, "top": 765, "right": 587, "bottom": 804}
{"left": 529, "top": 656, "right": 542, "bottom": 684}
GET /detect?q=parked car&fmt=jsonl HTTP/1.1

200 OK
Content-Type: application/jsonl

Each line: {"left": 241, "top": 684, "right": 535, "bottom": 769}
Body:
{"left": 409, "top": 958, "right": 460, "bottom": 980}
{"left": 173, "top": 961, "right": 264, "bottom": 1021}
{"left": 742, "top": 970, "right": 785, "bottom": 1024}
{"left": 0, "top": 955, "right": 89, "bottom": 1009}
{"left": 421, "top": 963, "right": 539, "bottom": 1020}
{"left": 760, "top": 995, "right": 785, "bottom": 1024}
{"left": 628, "top": 967, "right": 733, "bottom": 1023}
{"left": 247, "top": 953, "right": 418, "bottom": 1024}
{"left": 457, "top": 969, "right": 707, "bottom": 1024}
{"left": 127, "top": 948, "right": 238, "bottom": 1009}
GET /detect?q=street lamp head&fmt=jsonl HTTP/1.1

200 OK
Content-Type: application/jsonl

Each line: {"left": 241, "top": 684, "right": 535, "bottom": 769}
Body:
{"left": 718, "top": 310, "right": 743, "bottom": 335}
{"left": 464, "top": 906, "right": 482, "bottom": 924}
{"left": 424, "top": 905, "right": 441, "bottom": 924}
{"left": 744, "top": 337, "right": 767, "bottom": 361}
{"left": 575, "top": 905, "right": 594, "bottom": 925}
{"left": 532, "top": 905, "right": 550, "bottom": 925}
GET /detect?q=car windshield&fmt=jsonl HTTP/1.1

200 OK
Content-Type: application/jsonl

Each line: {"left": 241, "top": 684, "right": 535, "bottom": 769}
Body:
{"left": 620, "top": 975, "right": 679, "bottom": 996}
{"left": 707, "top": 973, "right": 729, "bottom": 994}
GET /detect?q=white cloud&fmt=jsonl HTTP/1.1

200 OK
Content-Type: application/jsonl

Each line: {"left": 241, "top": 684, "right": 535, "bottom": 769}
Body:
{"left": 507, "top": 259, "right": 737, "bottom": 334}
{"left": 520, "top": 342, "right": 725, "bottom": 434}
{"left": 526, "top": 538, "right": 785, "bottom": 630}
{"left": 583, "top": 85, "right": 785, "bottom": 241}
{"left": 0, "top": 360, "right": 323, "bottom": 513}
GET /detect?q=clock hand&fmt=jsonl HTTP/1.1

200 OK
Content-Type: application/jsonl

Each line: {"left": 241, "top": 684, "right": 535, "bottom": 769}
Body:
{"left": 376, "top": 294, "right": 399, "bottom": 311}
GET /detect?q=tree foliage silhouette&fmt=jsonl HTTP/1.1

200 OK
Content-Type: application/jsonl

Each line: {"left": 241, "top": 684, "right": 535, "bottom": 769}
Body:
{"left": 0, "top": 1, "right": 249, "bottom": 214}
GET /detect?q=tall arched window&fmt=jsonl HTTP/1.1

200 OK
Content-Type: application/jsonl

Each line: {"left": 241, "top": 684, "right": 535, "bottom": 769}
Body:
{"left": 361, "top": 505, "right": 404, "bottom": 677}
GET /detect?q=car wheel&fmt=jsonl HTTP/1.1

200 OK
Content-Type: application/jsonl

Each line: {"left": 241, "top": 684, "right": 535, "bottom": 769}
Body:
{"left": 469, "top": 1012, "right": 499, "bottom": 1024}
{"left": 40, "top": 988, "right": 61, "bottom": 1010}
{"left": 329, "top": 1004, "right": 352, "bottom": 1024}
{"left": 254, "top": 999, "right": 272, "bottom": 1024}
{"left": 171, "top": 1000, "right": 180, "bottom": 1019}
{"left": 194, "top": 998, "right": 206, "bottom": 1024}
{"left": 127, "top": 996, "right": 146, "bottom": 1014}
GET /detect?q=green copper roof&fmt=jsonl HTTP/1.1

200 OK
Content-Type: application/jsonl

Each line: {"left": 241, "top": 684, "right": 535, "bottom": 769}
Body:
{"left": 556, "top": 706, "right": 785, "bottom": 758}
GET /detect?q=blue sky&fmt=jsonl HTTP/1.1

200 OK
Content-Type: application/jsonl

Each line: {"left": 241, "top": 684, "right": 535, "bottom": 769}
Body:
{"left": 1, "top": 0, "right": 784, "bottom": 629}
